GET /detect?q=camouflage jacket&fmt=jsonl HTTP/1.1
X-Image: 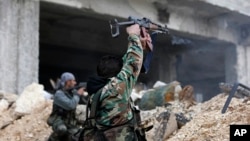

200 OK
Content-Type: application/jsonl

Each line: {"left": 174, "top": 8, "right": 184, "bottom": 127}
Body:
{"left": 90, "top": 34, "right": 143, "bottom": 128}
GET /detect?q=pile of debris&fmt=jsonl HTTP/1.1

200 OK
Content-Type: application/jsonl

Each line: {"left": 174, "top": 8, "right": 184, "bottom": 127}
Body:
{"left": 138, "top": 81, "right": 197, "bottom": 141}
{"left": 0, "top": 82, "right": 249, "bottom": 141}
{"left": 167, "top": 93, "right": 250, "bottom": 141}
{"left": 138, "top": 82, "right": 250, "bottom": 141}
{"left": 0, "top": 83, "right": 52, "bottom": 141}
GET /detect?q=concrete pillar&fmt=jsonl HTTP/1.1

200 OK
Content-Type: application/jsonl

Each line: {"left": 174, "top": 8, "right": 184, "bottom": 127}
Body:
{"left": 246, "top": 46, "right": 250, "bottom": 86}
{"left": 235, "top": 45, "right": 250, "bottom": 86}
{"left": 0, "top": 0, "right": 39, "bottom": 94}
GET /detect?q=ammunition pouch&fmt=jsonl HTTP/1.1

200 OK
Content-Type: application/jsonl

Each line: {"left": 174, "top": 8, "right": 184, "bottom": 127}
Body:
{"left": 47, "top": 108, "right": 67, "bottom": 127}
{"left": 47, "top": 113, "right": 58, "bottom": 126}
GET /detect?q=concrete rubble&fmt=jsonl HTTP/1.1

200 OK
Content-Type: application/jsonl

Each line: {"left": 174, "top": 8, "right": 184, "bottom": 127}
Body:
{"left": 0, "top": 82, "right": 249, "bottom": 141}
{"left": 167, "top": 93, "right": 250, "bottom": 141}
{"left": 0, "top": 83, "right": 52, "bottom": 141}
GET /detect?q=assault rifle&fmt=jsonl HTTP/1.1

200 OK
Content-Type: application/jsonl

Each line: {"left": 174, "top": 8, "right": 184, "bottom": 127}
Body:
{"left": 74, "top": 82, "right": 87, "bottom": 90}
{"left": 73, "top": 82, "right": 88, "bottom": 104}
{"left": 109, "top": 16, "right": 169, "bottom": 51}
{"left": 109, "top": 16, "right": 169, "bottom": 73}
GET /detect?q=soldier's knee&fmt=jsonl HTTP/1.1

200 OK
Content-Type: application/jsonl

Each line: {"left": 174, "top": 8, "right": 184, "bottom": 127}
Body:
{"left": 57, "top": 124, "right": 67, "bottom": 135}
{"left": 48, "top": 132, "right": 59, "bottom": 141}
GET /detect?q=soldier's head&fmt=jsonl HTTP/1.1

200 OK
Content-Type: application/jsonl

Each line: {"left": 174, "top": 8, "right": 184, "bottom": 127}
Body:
{"left": 97, "top": 55, "right": 123, "bottom": 78}
{"left": 60, "top": 72, "right": 76, "bottom": 90}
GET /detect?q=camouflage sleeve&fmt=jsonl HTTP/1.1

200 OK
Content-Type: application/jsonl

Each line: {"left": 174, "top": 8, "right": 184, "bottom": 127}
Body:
{"left": 54, "top": 90, "right": 80, "bottom": 111}
{"left": 94, "top": 35, "right": 143, "bottom": 126}
{"left": 100, "top": 34, "right": 143, "bottom": 101}
{"left": 119, "top": 34, "right": 143, "bottom": 81}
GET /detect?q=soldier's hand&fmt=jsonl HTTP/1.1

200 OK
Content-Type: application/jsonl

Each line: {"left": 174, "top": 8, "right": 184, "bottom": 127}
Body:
{"left": 140, "top": 31, "right": 152, "bottom": 50}
{"left": 77, "top": 87, "right": 85, "bottom": 96}
{"left": 126, "top": 24, "right": 140, "bottom": 36}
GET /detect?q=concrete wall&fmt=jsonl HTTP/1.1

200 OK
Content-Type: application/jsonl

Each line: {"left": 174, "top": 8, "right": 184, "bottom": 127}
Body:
{"left": 1, "top": 0, "right": 250, "bottom": 94}
{"left": 202, "top": 0, "right": 250, "bottom": 16}
{"left": 0, "top": 0, "right": 39, "bottom": 94}
{"left": 235, "top": 45, "right": 250, "bottom": 85}
{"left": 40, "top": 0, "right": 239, "bottom": 43}
{"left": 39, "top": 0, "right": 250, "bottom": 86}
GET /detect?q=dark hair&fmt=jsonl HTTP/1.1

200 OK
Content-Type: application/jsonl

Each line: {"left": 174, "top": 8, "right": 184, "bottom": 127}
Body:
{"left": 97, "top": 55, "right": 123, "bottom": 78}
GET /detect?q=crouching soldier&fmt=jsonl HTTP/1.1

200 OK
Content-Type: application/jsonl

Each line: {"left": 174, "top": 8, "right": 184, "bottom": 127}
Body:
{"left": 47, "top": 72, "right": 85, "bottom": 141}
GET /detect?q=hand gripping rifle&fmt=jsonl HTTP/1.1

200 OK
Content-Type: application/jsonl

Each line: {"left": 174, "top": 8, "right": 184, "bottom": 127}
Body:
{"left": 109, "top": 16, "right": 169, "bottom": 51}
{"left": 110, "top": 16, "right": 169, "bottom": 73}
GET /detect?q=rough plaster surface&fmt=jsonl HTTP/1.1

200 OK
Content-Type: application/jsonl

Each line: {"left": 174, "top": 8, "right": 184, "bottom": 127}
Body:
{"left": 0, "top": 0, "right": 39, "bottom": 94}
{"left": 235, "top": 45, "right": 250, "bottom": 86}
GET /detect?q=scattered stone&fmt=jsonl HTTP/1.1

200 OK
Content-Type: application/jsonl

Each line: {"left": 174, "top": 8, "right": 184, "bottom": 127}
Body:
{"left": 3, "top": 93, "right": 18, "bottom": 104}
{"left": 0, "top": 100, "right": 52, "bottom": 141}
{"left": 1, "top": 82, "right": 249, "bottom": 141}
{"left": 0, "top": 99, "right": 9, "bottom": 113}
{"left": 167, "top": 94, "right": 250, "bottom": 141}
{"left": 15, "top": 83, "right": 46, "bottom": 116}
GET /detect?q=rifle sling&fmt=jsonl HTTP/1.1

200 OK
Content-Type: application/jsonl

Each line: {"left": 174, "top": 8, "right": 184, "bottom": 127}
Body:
{"left": 85, "top": 89, "right": 102, "bottom": 123}
{"left": 90, "top": 91, "right": 102, "bottom": 118}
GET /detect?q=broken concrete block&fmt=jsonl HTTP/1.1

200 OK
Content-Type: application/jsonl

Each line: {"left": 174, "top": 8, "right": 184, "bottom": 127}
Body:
{"left": 0, "top": 110, "right": 14, "bottom": 129}
{"left": 3, "top": 93, "right": 18, "bottom": 104}
{"left": 163, "top": 112, "right": 178, "bottom": 140}
{"left": 0, "top": 99, "right": 9, "bottom": 113}
{"left": 14, "top": 83, "right": 46, "bottom": 116}
{"left": 0, "top": 90, "right": 18, "bottom": 106}
{"left": 142, "top": 109, "right": 179, "bottom": 141}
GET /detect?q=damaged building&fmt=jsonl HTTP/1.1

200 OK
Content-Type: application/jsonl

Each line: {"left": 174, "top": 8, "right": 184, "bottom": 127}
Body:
{"left": 1, "top": 0, "right": 250, "bottom": 102}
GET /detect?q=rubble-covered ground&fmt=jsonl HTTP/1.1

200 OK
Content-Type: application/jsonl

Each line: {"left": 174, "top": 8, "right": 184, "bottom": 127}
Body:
{"left": 0, "top": 83, "right": 250, "bottom": 141}
{"left": 167, "top": 94, "right": 250, "bottom": 141}
{"left": 0, "top": 83, "right": 53, "bottom": 141}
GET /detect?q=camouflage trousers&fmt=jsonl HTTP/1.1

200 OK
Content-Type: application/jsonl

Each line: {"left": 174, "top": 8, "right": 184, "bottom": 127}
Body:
{"left": 83, "top": 125, "right": 138, "bottom": 141}
{"left": 103, "top": 126, "right": 138, "bottom": 141}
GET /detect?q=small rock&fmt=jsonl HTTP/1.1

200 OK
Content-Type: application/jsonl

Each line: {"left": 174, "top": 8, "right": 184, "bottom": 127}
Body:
{"left": 0, "top": 99, "right": 9, "bottom": 113}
